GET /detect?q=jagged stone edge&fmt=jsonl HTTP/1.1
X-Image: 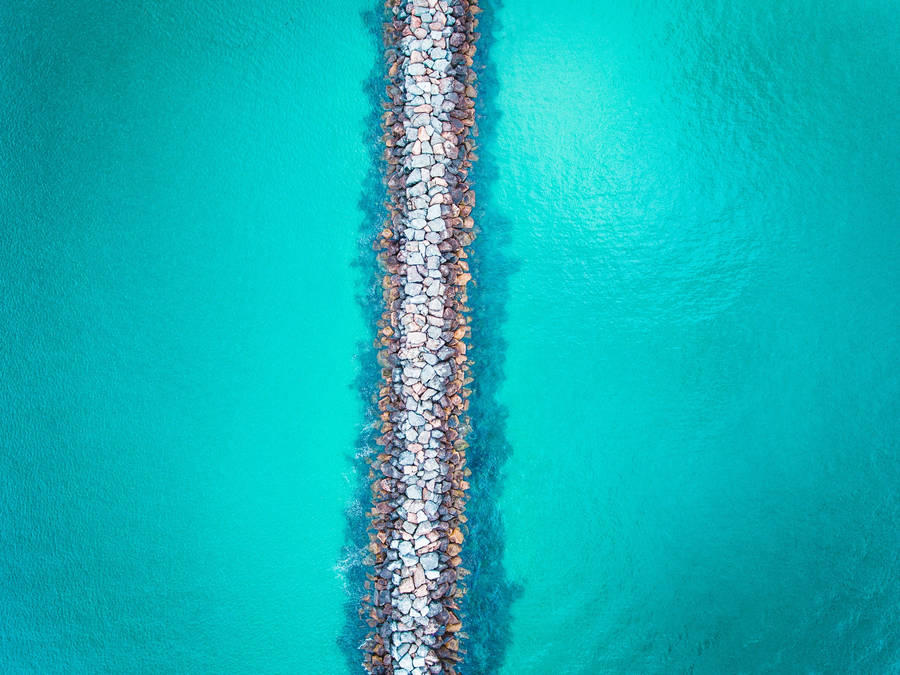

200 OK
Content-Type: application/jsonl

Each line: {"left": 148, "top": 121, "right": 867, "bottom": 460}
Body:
{"left": 360, "top": 1, "right": 480, "bottom": 673}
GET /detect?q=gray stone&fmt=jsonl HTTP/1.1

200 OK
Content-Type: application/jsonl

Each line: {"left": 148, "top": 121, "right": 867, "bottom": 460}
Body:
{"left": 420, "top": 552, "right": 440, "bottom": 571}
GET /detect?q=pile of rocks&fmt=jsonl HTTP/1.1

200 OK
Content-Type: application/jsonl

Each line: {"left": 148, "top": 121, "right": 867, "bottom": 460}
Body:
{"left": 363, "top": 1, "right": 479, "bottom": 673}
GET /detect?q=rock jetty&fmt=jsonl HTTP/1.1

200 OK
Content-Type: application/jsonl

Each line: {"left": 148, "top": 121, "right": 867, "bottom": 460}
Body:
{"left": 362, "top": 1, "right": 479, "bottom": 673}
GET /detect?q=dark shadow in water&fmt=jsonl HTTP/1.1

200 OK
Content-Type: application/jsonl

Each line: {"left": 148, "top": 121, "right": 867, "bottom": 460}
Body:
{"left": 338, "top": 7, "right": 387, "bottom": 674}
{"left": 459, "top": 2, "right": 522, "bottom": 673}
{"left": 339, "top": 3, "right": 520, "bottom": 673}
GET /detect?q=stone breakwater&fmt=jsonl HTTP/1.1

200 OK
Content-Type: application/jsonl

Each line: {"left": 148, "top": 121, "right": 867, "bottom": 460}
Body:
{"left": 362, "top": 0, "right": 480, "bottom": 673}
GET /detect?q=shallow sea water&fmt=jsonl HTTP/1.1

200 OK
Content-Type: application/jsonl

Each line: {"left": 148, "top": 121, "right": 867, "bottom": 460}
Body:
{"left": 489, "top": 1, "right": 900, "bottom": 672}
{"left": 2, "top": 2, "right": 372, "bottom": 671}
{"left": 2, "top": 0, "right": 899, "bottom": 673}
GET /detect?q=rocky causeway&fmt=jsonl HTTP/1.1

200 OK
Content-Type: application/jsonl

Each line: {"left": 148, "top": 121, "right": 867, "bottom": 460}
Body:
{"left": 363, "top": 0, "right": 480, "bottom": 673}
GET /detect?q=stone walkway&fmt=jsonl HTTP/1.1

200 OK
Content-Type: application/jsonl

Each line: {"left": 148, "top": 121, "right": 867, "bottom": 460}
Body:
{"left": 364, "top": 1, "right": 480, "bottom": 673}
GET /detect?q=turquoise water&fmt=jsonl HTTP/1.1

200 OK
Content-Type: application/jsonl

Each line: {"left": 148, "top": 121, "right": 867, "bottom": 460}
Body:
{"left": 487, "top": 1, "right": 900, "bottom": 672}
{"left": 2, "top": 2, "right": 372, "bottom": 671}
{"left": 2, "top": 1, "right": 899, "bottom": 674}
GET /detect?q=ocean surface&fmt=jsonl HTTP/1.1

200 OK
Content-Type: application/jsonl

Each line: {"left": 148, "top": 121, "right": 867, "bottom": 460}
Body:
{"left": 2, "top": 2, "right": 373, "bottom": 671}
{"left": 2, "top": 1, "right": 899, "bottom": 673}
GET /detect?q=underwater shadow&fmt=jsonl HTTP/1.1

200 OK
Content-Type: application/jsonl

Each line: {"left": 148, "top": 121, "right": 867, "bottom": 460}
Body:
{"left": 461, "top": 0, "right": 522, "bottom": 672}
{"left": 337, "top": 6, "right": 388, "bottom": 674}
